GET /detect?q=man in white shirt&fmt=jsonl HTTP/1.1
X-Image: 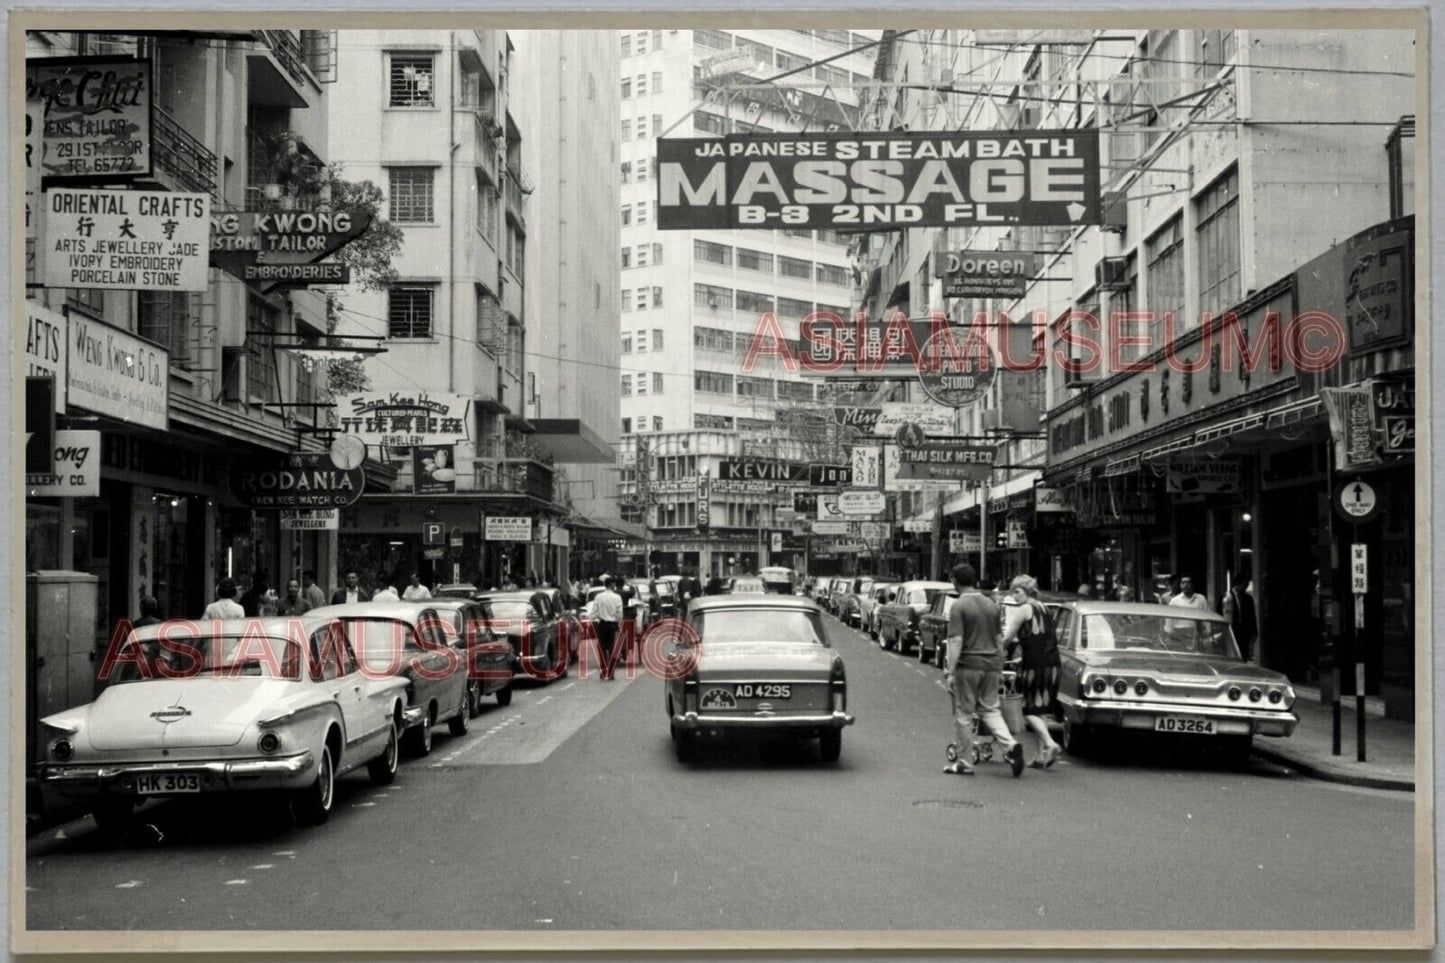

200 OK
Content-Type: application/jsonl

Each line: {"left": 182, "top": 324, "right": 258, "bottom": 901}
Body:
{"left": 1169, "top": 576, "right": 1211, "bottom": 612}
{"left": 591, "top": 576, "right": 624, "bottom": 680}
{"left": 373, "top": 573, "right": 401, "bottom": 602}
{"left": 402, "top": 573, "right": 432, "bottom": 601}
{"left": 201, "top": 577, "right": 245, "bottom": 620}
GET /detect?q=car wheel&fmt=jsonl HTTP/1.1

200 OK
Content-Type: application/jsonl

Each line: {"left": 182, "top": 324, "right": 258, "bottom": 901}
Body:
{"left": 1063, "top": 719, "right": 1093, "bottom": 757}
{"left": 367, "top": 720, "right": 400, "bottom": 785}
{"left": 448, "top": 687, "right": 469, "bottom": 736}
{"left": 818, "top": 729, "right": 842, "bottom": 763}
{"left": 674, "top": 731, "right": 700, "bottom": 763}
{"left": 290, "top": 743, "right": 334, "bottom": 826}
{"left": 495, "top": 684, "right": 513, "bottom": 707}
{"left": 402, "top": 714, "right": 433, "bottom": 757}
{"left": 91, "top": 797, "right": 136, "bottom": 836}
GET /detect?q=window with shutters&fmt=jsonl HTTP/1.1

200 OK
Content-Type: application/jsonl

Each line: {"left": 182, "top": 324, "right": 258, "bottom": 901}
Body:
{"left": 388, "top": 167, "right": 434, "bottom": 222}
{"left": 636, "top": 201, "right": 648, "bottom": 224}
{"left": 1195, "top": 167, "right": 1240, "bottom": 315}
{"left": 653, "top": 372, "right": 664, "bottom": 394}
{"left": 476, "top": 170, "right": 498, "bottom": 244}
{"left": 636, "top": 31, "right": 648, "bottom": 54}
{"left": 636, "top": 75, "right": 647, "bottom": 97}
{"left": 779, "top": 256, "right": 813, "bottom": 280}
{"left": 653, "top": 286, "right": 664, "bottom": 307}
{"left": 695, "top": 240, "right": 733, "bottom": 266}
{"left": 388, "top": 53, "right": 435, "bottom": 107}
{"left": 635, "top": 244, "right": 648, "bottom": 267}
{"left": 635, "top": 159, "right": 648, "bottom": 182}
{"left": 636, "top": 330, "right": 647, "bottom": 352}
{"left": 635, "top": 116, "right": 647, "bottom": 139}
{"left": 621, "top": 119, "right": 631, "bottom": 141}
{"left": 621, "top": 374, "right": 632, "bottom": 396}
{"left": 620, "top": 34, "right": 631, "bottom": 57}
{"left": 1146, "top": 216, "right": 1185, "bottom": 338}
{"left": 388, "top": 285, "right": 434, "bottom": 339}
{"left": 246, "top": 296, "right": 279, "bottom": 402}
{"left": 636, "top": 372, "right": 648, "bottom": 395}
{"left": 636, "top": 288, "right": 649, "bottom": 311}
{"left": 736, "top": 248, "right": 773, "bottom": 273}
{"left": 816, "top": 263, "right": 849, "bottom": 286}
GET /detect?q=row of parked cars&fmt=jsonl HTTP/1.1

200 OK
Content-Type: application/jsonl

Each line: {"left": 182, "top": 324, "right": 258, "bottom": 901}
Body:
{"left": 811, "top": 574, "right": 1299, "bottom": 763}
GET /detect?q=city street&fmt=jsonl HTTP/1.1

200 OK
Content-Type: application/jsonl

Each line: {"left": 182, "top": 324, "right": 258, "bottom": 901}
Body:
{"left": 25, "top": 613, "right": 1415, "bottom": 933}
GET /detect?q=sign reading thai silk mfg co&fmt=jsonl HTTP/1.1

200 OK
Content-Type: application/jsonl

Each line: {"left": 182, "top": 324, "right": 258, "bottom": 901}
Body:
{"left": 657, "top": 131, "right": 1101, "bottom": 230}
{"left": 336, "top": 392, "right": 473, "bottom": 449}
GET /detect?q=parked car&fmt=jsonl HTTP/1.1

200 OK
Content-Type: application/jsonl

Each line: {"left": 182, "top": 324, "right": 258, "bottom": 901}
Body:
{"left": 860, "top": 582, "right": 897, "bottom": 640}
{"left": 876, "top": 580, "right": 953, "bottom": 654}
{"left": 728, "top": 576, "right": 765, "bottom": 594}
{"left": 1053, "top": 600, "right": 1298, "bottom": 762}
{"left": 476, "top": 590, "right": 573, "bottom": 681}
{"left": 758, "top": 566, "right": 796, "bottom": 595}
{"left": 917, "top": 589, "right": 958, "bottom": 666}
{"left": 393, "top": 598, "right": 514, "bottom": 714}
{"left": 310, "top": 602, "right": 472, "bottom": 758}
{"left": 810, "top": 578, "right": 833, "bottom": 606}
{"left": 665, "top": 595, "right": 854, "bottom": 763}
{"left": 38, "top": 616, "right": 408, "bottom": 831}
{"left": 837, "top": 576, "right": 876, "bottom": 629}
{"left": 826, "top": 577, "right": 852, "bottom": 616}
{"left": 625, "top": 577, "right": 661, "bottom": 626}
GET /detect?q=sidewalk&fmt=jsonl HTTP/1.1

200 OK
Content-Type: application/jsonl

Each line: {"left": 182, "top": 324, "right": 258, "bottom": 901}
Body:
{"left": 1251, "top": 689, "right": 1416, "bottom": 791}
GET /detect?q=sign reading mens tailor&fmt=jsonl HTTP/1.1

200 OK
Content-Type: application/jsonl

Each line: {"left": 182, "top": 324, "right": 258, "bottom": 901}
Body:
{"left": 230, "top": 452, "right": 366, "bottom": 509}
{"left": 44, "top": 188, "right": 209, "bottom": 292}
{"left": 26, "top": 56, "right": 152, "bottom": 179}
{"left": 210, "top": 208, "right": 372, "bottom": 292}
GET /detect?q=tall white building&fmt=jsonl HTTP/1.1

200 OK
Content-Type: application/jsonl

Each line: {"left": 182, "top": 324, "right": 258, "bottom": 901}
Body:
{"left": 616, "top": 28, "right": 877, "bottom": 576}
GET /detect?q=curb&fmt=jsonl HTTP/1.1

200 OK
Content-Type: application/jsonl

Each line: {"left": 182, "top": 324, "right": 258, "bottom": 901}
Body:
{"left": 1251, "top": 744, "right": 1414, "bottom": 792}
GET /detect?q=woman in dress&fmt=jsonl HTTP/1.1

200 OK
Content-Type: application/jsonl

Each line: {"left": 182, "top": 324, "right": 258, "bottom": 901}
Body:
{"left": 1001, "top": 574, "right": 1062, "bottom": 768}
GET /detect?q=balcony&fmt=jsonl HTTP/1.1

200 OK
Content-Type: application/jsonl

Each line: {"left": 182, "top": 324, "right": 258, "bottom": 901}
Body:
{"left": 473, "top": 457, "right": 556, "bottom": 503}
{"left": 473, "top": 111, "right": 501, "bottom": 179}
{"left": 504, "top": 164, "right": 528, "bottom": 232}
{"left": 255, "top": 30, "right": 310, "bottom": 89}
{"left": 248, "top": 30, "right": 313, "bottom": 107}
{"left": 151, "top": 107, "right": 218, "bottom": 199}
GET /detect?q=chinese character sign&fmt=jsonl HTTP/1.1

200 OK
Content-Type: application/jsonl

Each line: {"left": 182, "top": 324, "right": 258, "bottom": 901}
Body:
{"left": 42, "top": 188, "right": 209, "bottom": 291}
{"left": 337, "top": 392, "right": 474, "bottom": 449}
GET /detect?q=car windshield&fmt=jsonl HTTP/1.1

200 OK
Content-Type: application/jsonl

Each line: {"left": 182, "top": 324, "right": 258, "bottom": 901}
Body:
{"left": 1081, "top": 612, "right": 1240, "bottom": 658}
{"left": 695, "top": 608, "right": 825, "bottom": 645}
{"left": 907, "top": 588, "right": 942, "bottom": 605}
{"left": 654, "top": 581, "right": 677, "bottom": 598}
{"left": 113, "top": 633, "right": 304, "bottom": 681}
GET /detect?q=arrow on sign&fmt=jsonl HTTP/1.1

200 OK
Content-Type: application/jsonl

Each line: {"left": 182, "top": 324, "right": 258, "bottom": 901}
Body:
{"left": 1352, "top": 483, "right": 1366, "bottom": 504}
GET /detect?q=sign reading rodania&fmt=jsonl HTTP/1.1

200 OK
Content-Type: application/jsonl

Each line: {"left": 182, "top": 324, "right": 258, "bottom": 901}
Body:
{"left": 657, "top": 131, "right": 1101, "bottom": 230}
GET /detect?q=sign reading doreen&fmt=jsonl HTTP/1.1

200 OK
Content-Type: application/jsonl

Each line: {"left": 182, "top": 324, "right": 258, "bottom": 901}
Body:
{"left": 657, "top": 131, "right": 1100, "bottom": 230}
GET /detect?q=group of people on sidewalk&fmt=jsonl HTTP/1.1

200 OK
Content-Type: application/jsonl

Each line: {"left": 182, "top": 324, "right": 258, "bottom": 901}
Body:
{"left": 194, "top": 569, "right": 436, "bottom": 621}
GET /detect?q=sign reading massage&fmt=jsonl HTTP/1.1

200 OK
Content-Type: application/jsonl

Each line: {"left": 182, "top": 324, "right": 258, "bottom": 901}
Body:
{"left": 67, "top": 312, "right": 168, "bottom": 430}
{"left": 657, "top": 131, "right": 1101, "bottom": 230}
{"left": 336, "top": 392, "right": 472, "bottom": 449}
{"left": 26, "top": 57, "right": 152, "bottom": 180}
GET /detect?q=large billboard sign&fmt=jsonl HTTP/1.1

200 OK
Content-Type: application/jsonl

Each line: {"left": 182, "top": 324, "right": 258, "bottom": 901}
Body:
{"left": 26, "top": 57, "right": 152, "bottom": 180}
{"left": 657, "top": 131, "right": 1100, "bottom": 230}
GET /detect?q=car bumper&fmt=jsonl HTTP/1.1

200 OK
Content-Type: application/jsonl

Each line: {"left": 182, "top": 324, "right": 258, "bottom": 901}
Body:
{"left": 403, "top": 704, "right": 429, "bottom": 729}
{"left": 1059, "top": 696, "right": 1298, "bottom": 737}
{"left": 672, "top": 710, "right": 855, "bottom": 731}
{"left": 38, "top": 751, "right": 318, "bottom": 797}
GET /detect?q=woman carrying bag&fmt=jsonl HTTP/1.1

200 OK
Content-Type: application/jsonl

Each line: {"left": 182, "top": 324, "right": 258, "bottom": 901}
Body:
{"left": 1002, "top": 575, "right": 1063, "bottom": 769}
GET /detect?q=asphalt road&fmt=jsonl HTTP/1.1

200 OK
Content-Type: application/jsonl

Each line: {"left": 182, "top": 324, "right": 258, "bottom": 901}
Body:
{"left": 25, "top": 611, "right": 1416, "bottom": 933}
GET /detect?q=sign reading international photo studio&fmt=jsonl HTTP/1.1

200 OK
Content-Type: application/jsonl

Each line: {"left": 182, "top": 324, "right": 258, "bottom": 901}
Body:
{"left": 230, "top": 452, "right": 366, "bottom": 509}
{"left": 43, "top": 188, "right": 209, "bottom": 291}
{"left": 211, "top": 208, "right": 370, "bottom": 293}
{"left": 66, "top": 311, "right": 168, "bottom": 430}
{"left": 657, "top": 131, "right": 1101, "bottom": 230}
{"left": 337, "top": 391, "right": 473, "bottom": 452}
{"left": 26, "top": 56, "right": 152, "bottom": 180}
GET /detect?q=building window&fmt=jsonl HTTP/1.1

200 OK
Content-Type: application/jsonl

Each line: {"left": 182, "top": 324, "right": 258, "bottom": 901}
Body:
{"left": 636, "top": 31, "right": 648, "bottom": 54}
{"left": 653, "top": 71, "right": 663, "bottom": 93}
{"left": 653, "top": 415, "right": 664, "bottom": 431}
{"left": 388, "top": 167, "right": 435, "bottom": 223}
{"left": 781, "top": 227, "right": 813, "bottom": 240}
{"left": 636, "top": 74, "right": 647, "bottom": 97}
{"left": 476, "top": 170, "right": 498, "bottom": 244}
{"left": 635, "top": 244, "right": 648, "bottom": 267}
{"left": 694, "top": 29, "right": 732, "bottom": 52}
{"left": 816, "top": 263, "right": 849, "bottom": 286}
{"left": 621, "top": 332, "right": 632, "bottom": 352}
{"left": 777, "top": 296, "right": 812, "bottom": 319}
{"left": 652, "top": 114, "right": 663, "bottom": 137}
{"left": 636, "top": 374, "right": 648, "bottom": 396}
{"left": 653, "top": 372, "right": 664, "bottom": 394}
{"left": 737, "top": 375, "right": 774, "bottom": 399}
{"left": 388, "top": 285, "right": 434, "bottom": 338}
{"left": 1146, "top": 216, "right": 1185, "bottom": 338}
{"left": 620, "top": 162, "right": 631, "bottom": 184}
{"left": 246, "top": 296, "right": 279, "bottom": 402}
{"left": 694, "top": 326, "right": 733, "bottom": 352}
{"left": 388, "top": 53, "right": 435, "bottom": 107}
{"left": 653, "top": 328, "right": 663, "bottom": 351}
{"left": 1195, "top": 29, "right": 1236, "bottom": 77}
{"left": 653, "top": 286, "right": 664, "bottom": 307}
{"left": 735, "top": 289, "right": 775, "bottom": 315}
{"left": 737, "top": 248, "right": 774, "bottom": 273}
{"left": 779, "top": 381, "right": 814, "bottom": 403}
{"left": 622, "top": 417, "right": 632, "bottom": 433}
{"left": 779, "top": 255, "right": 813, "bottom": 280}
{"left": 621, "top": 374, "right": 632, "bottom": 396}
{"left": 635, "top": 159, "right": 648, "bottom": 182}
{"left": 137, "top": 291, "right": 195, "bottom": 364}
{"left": 815, "top": 301, "right": 849, "bottom": 318}
{"left": 621, "top": 247, "right": 631, "bottom": 268}
{"left": 694, "top": 283, "right": 733, "bottom": 310}
{"left": 652, "top": 242, "right": 664, "bottom": 264}
{"left": 636, "top": 289, "right": 649, "bottom": 310}
{"left": 1111, "top": 252, "right": 1143, "bottom": 361}
{"left": 620, "top": 34, "right": 631, "bottom": 57}
{"left": 694, "top": 239, "right": 733, "bottom": 266}
{"left": 621, "top": 204, "right": 631, "bottom": 225}
{"left": 1195, "top": 167, "right": 1241, "bottom": 315}
{"left": 694, "top": 111, "right": 728, "bottom": 136}
{"left": 636, "top": 330, "right": 647, "bottom": 352}
{"left": 621, "top": 119, "right": 631, "bottom": 141}
{"left": 695, "top": 370, "right": 734, "bottom": 394}
{"left": 621, "top": 288, "right": 631, "bottom": 312}
{"left": 636, "top": 116, "right": 648, "bottom": 140}
{"left": 621, "top": 78, "right": 631, "bottom": 99}
{"left": 636, "top": 201, "right": 648, "bottom": 224}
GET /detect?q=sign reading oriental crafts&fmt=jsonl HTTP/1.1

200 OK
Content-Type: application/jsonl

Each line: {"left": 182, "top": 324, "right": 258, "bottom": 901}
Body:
{"left": 26, "top": 57, "right": 152, "bottom": 179}
{"left": 44, "top": 188, "right": 209, "bottom": 291}
{"left": 210, "top": 209, "right": 371, "bottom": 293}
{"left": 657, "top": 131, "right": 1101, "bottom": 231}
{"left": 231, "top": 452, "right": 365, "bottom": 509}
{"left": 337, "top": 392, "right": 472, "bottom": 449}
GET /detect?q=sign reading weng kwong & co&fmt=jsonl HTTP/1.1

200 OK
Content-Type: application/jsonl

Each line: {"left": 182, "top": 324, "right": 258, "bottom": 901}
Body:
{"left": 66, "top": 312, "right": 168, "bottom": 430}
{"left": 657, "top": 131, "right": 1101, "bottom": 231}
{"left": 27, "top": 57, "right": 152, "bottom": 179}
{"left": 230, "top": 452, "right": 366, "bottom": 509}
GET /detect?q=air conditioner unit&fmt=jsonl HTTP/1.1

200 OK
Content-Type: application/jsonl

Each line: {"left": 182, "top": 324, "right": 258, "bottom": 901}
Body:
{"left": 1095, "top": 257, "right": 1130, "bottom": 291}
{"left": 1101, "top": 190, "right": 1128, "bottom": 233}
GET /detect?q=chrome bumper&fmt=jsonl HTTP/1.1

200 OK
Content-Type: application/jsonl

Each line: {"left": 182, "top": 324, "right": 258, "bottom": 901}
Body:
{"left": 1059, "top": 696, "right": 1298, "bottom": 737}
{"left": 39, "top": 751, "right": 317, "bottom": 795}
{"left": 402, "top": 704, "right": 429, "bottom": 729}
{"left": 672, "top": 710, "right": 855, "bottom": 731}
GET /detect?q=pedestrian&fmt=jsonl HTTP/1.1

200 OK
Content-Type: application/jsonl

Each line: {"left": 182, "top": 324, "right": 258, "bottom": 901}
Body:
{"left": 1116, "top": 584, "right": 1136, "bottom": 602}
{"left": 331, "top": 570, "right": 370, "bottom": 605}
{"left": 1001, "top": 575, "right": 1062, "bottom": 769}
{"left": 373, "top": 573, "right": 401, "bottom": 602}
{"left": 276, "top": 577, "right": 312, "bottom": 617}
{"left": 591, "top": 575, "right": 624, "bottom": 680}
{"left": 201, "top": 577, "right": 245, "bottom": 620}
{"left": 678, "top": 568, "right": 703, "bottom": 613}
{"left": 1169, "top": 575, "right": 1211, "bottom": 612}
{"left": 239, "top": 570, "right": 270, "bottom": 617}
{"left": 942, "top": 563, "right": 1025, "bottom": 777}
{"left": 402, "top": 572, "right": 432, "bottom": 601}
{"left": 133, "top": 595, "right": 164, "bottom": 629}
{"left": 1152, "top": 575, "right": 1174, "bottom": 606}
{"left": 1076, "top": 582, "right": 1093, "bottom": 599}
{"left": 302, "top": 569, "right": 327, "bottom": 611}
{"left": 1224, "top": 567, "right": 1258, "bottom": 663}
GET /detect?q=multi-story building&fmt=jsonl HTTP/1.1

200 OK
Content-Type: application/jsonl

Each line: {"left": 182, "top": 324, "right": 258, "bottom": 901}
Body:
{"left": 856, "top": 29, "right": 1415, "bottom": 715}
{"left": 616, "top": 28, "right": 877, "bottom": 576}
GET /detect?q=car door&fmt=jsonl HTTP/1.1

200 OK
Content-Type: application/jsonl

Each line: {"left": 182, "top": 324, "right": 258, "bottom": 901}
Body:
{"left": 528, "top": 592, "right": 558, "bottom": 669}
{"left": 313, "top": 626, "right": 377, "bottom": 756}
{"left": 1053, "top": 608, "right": 1082, "bottom": 698}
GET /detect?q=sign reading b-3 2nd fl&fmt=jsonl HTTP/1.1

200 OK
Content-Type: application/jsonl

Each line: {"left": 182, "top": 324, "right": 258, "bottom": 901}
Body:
{"left": 657, "top": 131, "right": 1100, "bottom": 231}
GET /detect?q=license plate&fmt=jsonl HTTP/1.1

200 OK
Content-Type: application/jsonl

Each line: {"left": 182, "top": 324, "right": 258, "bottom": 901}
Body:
{"left": 135, "top": 773, "right": 201, "bottom": 795}
{"left": 1154, "top": 715, "right": 1216, "bottom": 735}
{"left": 734, "top": 683, "right": 791, "bottom": 700}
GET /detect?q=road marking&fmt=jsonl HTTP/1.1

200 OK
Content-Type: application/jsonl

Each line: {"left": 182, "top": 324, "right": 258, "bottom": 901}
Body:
{"left": 249, "top": 864, "right": 274, "bottom": 870}
{"left": 443, "top": 677, "right": 636, "bottom": 765}
{"left": 272, "top": 851, "right": 296, "bottom": 858}
{"left": 224, "top": 879, "right": 248, "bottom": 886}
{"left": 355, "top": 802, "right": 377, "bottom": 807}
{"left": 115, "top": 881, "right": 142, "bottom": 889}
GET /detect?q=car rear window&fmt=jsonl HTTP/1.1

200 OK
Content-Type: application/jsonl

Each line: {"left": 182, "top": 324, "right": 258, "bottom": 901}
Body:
{"left": 694, "top": 608, "right": 825, "bottom": 645}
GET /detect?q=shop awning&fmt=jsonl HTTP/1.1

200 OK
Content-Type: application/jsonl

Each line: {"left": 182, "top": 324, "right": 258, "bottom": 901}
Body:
{"left": 1103, "top": 454, "right": 1141, "bottom": 477}
{"left": 526, "top": 418, "right": 615, "bottom": 464}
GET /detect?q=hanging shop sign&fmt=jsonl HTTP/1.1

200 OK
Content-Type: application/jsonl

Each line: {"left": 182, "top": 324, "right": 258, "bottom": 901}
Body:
{"left": 231, "top": 452, "right": 365, "bottom": 509}
{"left": 1343, "top": 217, "right": 1412, "bottom": 354}
{"left": 811, "top": 520, "right": 854, "bottom": 536}
{"left": 1165, "top": 459, "right": 1242, "bottom": 495}
{"left": 26, "top": 302, "right": 68, "bottom": 413}
{"left": 942, "top": 250, "right": 1037, "bottom": 299}
{"left": 656, "top": 131, "right": 1101, "bottom": 230}
{"left": 26, "top": 379, "right": 55, "bottom": 474}
{"left": 25, "top": 98, "right": 42, "bottom": 285}
{"left": 904, "top": 519, "right": 934, "bottom": 534}
{"left": 1006, "top": 519, "right": 1030, "bottom": 549}
{"left": 484, "top": 516, "right": 535, "bottom": 542}
{"left": 1034, "top": 486, "right": 1074, "bottom": 513}
{"left": 43, "top": 188, "right": 209, "bottom": 291}
{"left": 717, "top": 459, "right": 808, "bottom": 483}
{"left": 949, "top": 530, "right": 983, "bottom": 553}
{"left": 280, "top": 509, "right": 339, "bottom": 531}
{"left": 412, "top": 444, "right": 457, "bottom": 494}
{"left": 26, "top": 57, "right": 152, "bottom": 180}
{"left": 837, "top": 490, "right": 886, "bottom": 515}
{"left": 882, "top": 444, "right": 964, "bottom": 493}
{"left": 808, "top": 463, "right": 853, "bottom": 487}
{"left": 917, "top": 328, "right": 997, "bottom": 408}
{"left": 803, "top": 314, "right": 952, "bottom": 380}
{"left": 834, "top": 403, "right": 954, "bottom": 437}
{"left": 336, "top": 391, "right": 472, "bottom": 449}
{"left": 26, "top": 429, "right": 101, "bottom": 498}
{"left": 850, "top": 444, "right": 882, "bottom": 488}
{"left": 65, "top": 312, "right": 168, "bottom": 430}
{"left": 210, "top": 208, "right": 372, "bottom": 292}
{"left": 1370, "top": 377, "right": 1414, "bottom": 456}
{"left": 895, "top": 443, "right": 996, "bottom": 482}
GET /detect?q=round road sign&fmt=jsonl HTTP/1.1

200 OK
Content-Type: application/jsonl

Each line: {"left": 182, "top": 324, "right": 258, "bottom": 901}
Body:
{"left": 1334, "top": 479, "right": 1380, "bottom": 523}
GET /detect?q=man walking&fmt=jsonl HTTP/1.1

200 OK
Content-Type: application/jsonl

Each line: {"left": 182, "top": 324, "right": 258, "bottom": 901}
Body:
{"left": 302, "top": 570, "right": 327, "bottom": 611}
{"left": 402, "top": 572, "right": 432, "bottom": 601}
{"left": 1169, "top": 576, "right": 1211, "bottom": 612}
{"left": 591, "top": 575, "right": 624, "bottom": 680}
{"left": 943, "top": 563, "right": 1024, "bottom": 777}
{"left": 1224, "top": 568, "right": 1258, "bottom": 663}
{"left": 277, "top": 577, "right": 312, "bottom": 617}
{"left": 373, "top": 573, "right": 401, "bottom": 602}
{"left": 331, "top": 570, "right": 370, "bottom": 605}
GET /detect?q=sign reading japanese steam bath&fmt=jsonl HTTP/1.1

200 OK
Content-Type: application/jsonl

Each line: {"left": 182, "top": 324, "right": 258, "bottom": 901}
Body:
{"left": 43, "top": 188, "right": 209, "bottom": 291}
{"left": 26, "top": 57, "right": 152, "bottom": 179}
{"left": 210, "top": 209, "right": 372, "bottom": 292}
{"left": 336, "top": 392, "right": 473, "bottom": 449}
{"left": 230, "top": 452, "right": 365, "bottom": 509}
{"left": 657, "top": 131, "right": 1101, "bottom": 230}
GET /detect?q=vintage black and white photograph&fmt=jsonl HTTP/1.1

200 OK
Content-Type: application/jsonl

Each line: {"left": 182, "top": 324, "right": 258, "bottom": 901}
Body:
{"left": 11, "top": 6, "right": 1433, "bottom": 954}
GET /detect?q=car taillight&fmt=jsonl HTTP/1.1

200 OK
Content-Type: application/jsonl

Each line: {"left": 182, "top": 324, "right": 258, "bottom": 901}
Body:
{"left": 1090, "top": 677, "right": 1108, "bottom": 695}
{"left": 1228, "top": 686, "right": 1242, "bottom": 701}
{"left": 1134, "top": 680, "right": 1148, "bottom": 697}
{"left": 830, "top": 659, "right": 846, "bottom": 712}
{"left": 51, "top": 739, "right": 73, "bottom": 762}
{"left": 1113, "top": 679, "right": 1128, "bottom": 696}
{"left": 1248, "top": 687, "right": 1263, "bottom": 703}
{"left": 1268, "top": 689, "right": 1283, "bottom": 705}
{"left": 683, "top": 673, "right": 699, "bottom": 712}
{"left": 257, "top": 731, "right": 281, "bottom": 754}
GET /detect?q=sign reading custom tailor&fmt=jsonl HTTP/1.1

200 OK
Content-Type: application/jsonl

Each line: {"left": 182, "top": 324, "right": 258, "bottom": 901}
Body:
{"left": 942, "top": 250, "right": 1037, "bottom": 299}
{"left": 44, "top": 188, "right": 209, "bottom": 291}
{"left": 717, "top": 459, "right": 809, "bottom": 483}
{"left": 895, "top": 443, "right": 996, "bottom": 482}
{"left": 66, "top": 312, "right": 168, "bottom": 430}
{"left": 230, "top": 452, "right": 365, "bottom": 509}
{"left": 26, "top": 302, "right": 67, "bottom": 413}
{"left": 484, "top": 516, "right": 534, "bottom": 542}
{"left": 337, "top": 392, "right": 472, "bottom": 449}
{"left": 26, "top": 429, "right": 101, "bottom": 498}
{"left": 210, "top": 208, "right": 372, "bottom": 292}
{"left": 657, "top": 131, "right": 1101, "bottom": 230}
{"left": 279, "top": 509, "right": 339, "bottom": 531}
{"left": 26, "top": 57, "right": 152, "bottom": 179}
